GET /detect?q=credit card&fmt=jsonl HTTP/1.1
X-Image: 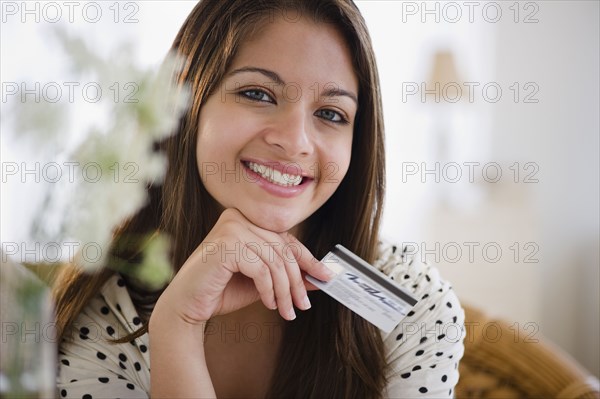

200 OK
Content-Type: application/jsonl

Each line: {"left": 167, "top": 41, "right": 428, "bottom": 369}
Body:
{"left": 306, "top": 244, "right": 418, "bottom": 333}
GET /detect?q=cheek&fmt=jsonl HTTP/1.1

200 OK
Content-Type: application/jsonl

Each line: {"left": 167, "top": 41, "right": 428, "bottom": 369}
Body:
{"left": 320, "top": 138, "right": 352, "bottom": 191}
{"left": 196, "top": 117, "right": 228, "bottom": 187}
{"left": 335, "top": 136, "right": 353, "bottom": 176}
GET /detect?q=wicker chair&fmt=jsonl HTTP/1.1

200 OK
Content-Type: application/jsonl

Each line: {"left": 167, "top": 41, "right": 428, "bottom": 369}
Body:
{"left": 455, "top": 304, "right": 600, "bottom": 399}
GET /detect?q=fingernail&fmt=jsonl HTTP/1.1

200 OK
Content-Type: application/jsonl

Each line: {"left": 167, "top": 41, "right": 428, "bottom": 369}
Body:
{"left": 288, "top": 308, "right": 297, "bottom": 320}
{"left": 301, "top": 295, "right": 311, "bottom": 310}
{"left": 324, "top": 268, "right": 337, "bottom": 279}
{"left": 322, "top": 261, "right": 343, "bottom": 278}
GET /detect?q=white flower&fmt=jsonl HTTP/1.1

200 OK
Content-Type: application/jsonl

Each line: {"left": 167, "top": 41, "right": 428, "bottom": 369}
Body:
{"left": 19, "top": 28, "right": 190, "bottom": 272}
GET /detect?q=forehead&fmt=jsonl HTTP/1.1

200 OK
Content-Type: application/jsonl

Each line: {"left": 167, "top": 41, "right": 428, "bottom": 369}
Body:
{"left": 227, "top": 17, "right": 358, "bottom": 94}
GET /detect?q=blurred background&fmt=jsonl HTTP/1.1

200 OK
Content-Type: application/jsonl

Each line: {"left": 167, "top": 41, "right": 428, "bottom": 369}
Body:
{"left": 2, "top": 0, "right": 598, "bottom": 379}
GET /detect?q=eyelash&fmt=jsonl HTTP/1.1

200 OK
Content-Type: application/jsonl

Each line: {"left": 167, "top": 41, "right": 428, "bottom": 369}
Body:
{"left": 236, "top": 88, "right": 350, "bottom": 125}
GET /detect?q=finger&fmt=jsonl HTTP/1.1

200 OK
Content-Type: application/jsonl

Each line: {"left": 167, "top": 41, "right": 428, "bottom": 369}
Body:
{"left": 301, "top": 271, "right": 321, "bottom": 291}
{"left": 282, "top": 233, "right": 338, "bottom": 282}
{"left": 238, "top": 231, "right": 296, "bottom": 320}
{"left": 247, "top": 227, "right": 311, "bottom": 312}
{"left": 236, "top": 243, "right": 277, "bottom": 311}
{"left": 281, "top": 250, "right": 312, "bottom": 311}
{"left": 265, "top": 250, "right": 297, "bottom": 321}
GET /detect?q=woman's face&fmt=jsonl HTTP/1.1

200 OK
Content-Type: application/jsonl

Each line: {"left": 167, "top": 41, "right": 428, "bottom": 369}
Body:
{"left": 196, "top": 16, "right": 357, "bottom": 233}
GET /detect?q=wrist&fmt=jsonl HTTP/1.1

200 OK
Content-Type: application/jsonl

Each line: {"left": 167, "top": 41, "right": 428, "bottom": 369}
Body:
{"left": 149, "top": 298, "right": 208, "bottom": 341}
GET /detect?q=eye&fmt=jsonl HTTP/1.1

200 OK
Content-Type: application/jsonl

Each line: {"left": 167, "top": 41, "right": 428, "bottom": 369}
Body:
{"left": 315, "top": 108, "right": 349, "bottom": 125}
{"left": 238, "top": 88, "right": 275, "bottom": 103}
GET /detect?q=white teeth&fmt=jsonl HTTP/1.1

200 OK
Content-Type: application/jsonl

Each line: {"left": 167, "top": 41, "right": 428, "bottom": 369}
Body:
{"left": 247, "top": 162, "right": 303, "bottom": 187}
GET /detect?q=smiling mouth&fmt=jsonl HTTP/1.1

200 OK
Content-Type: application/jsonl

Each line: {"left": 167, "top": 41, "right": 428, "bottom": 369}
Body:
{"left": 241, "top": 160, "right": 311, "bottom": 187}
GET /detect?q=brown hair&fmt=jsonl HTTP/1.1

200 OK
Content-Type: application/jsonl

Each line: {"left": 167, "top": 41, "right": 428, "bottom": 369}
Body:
{"left": 53, "top": 0, "right": 387, "bottom": 397}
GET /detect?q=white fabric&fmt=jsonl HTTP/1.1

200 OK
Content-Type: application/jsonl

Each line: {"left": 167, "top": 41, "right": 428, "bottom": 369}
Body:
{"left": 57, "top": 241, "right": 465, "bottom": 398}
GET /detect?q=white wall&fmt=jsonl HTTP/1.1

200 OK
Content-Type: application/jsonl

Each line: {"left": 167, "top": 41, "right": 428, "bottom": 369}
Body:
{"left": 361, "top": 0, "right": 599, "bottom": 377}
{"left": 492, "top": 0, "right": 599, "bottom": 376}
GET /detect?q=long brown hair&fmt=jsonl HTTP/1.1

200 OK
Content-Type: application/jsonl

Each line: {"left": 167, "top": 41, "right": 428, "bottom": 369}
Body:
{"left": 53, "top": 0, "right": 387, "bottom": 397}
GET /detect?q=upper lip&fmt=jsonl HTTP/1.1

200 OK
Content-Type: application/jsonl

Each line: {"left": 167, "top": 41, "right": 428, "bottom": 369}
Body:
{"left": 241, "top": 158, "right": 314, "bottom": 179}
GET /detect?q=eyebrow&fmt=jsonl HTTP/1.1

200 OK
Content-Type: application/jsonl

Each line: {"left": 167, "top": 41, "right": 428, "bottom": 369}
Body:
{"left": 227, "top": 66, "right": 358, "bottom": 105}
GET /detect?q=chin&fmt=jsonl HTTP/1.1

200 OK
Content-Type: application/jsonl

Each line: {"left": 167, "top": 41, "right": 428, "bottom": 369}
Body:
{"left": 245, "top": 208, "right": 303, "bottom": 234}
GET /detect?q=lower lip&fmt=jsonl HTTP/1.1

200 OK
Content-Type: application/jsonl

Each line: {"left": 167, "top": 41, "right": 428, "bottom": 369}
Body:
{"left": 241, "top": 161, "right": 311, "bottom": 198}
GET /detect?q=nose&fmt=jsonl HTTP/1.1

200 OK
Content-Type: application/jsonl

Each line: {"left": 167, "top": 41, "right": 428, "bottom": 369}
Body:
{"left": 264, "top": 107, "right": 314, "bottom": 158}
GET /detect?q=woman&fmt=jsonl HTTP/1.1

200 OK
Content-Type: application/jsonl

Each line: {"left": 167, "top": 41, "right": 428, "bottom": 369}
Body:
{"left": 54, "top": 0, "right": 465, "bottom": 398}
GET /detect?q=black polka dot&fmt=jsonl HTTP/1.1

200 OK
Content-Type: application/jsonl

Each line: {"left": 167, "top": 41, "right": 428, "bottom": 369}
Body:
{"left": 438, "top": 288, "right": 443, "bottom": 292}
{"left": 116, "top": 304, "right": 122, "bottom": 312}
{"left": 415, "top": 350, "right": 424, "bottom": 356}
{"left": 106, "top": 326, "right": 115, "bottom": 336}
{"left": 407, "top": 310, "right": 415, "bottom": 317}
{"left": 403, "top": 274, "right": 410, "bottom": 279}
{"left": 420, "top": 337, "right": 427, "bottom": 344}
{"left": 82, "top": 395, "right": 92, "bottom": 399}
{"left": 117, "top": 278, "right": 125, "bottom": 287}
{"left": 396, "top": 333, "right": 404, "bottom": 341}
{"left": 446, "top": 301, "right": 453, "bottom": 308}
{"left": 117, "top": 374, "right": 126, "bottom": 380}
{"left": 96, "top": 351, "right": 106, "bottom": 360}
{"left": 126, "top": 383, "right": 135, "bottom": 390}
{"left": 130, "top": 340, "right": 136, "bottom": 346}
{"left": 80, "top": 327, "right": 89, "bottom": 335}
{"left": 436, "top": 320, "right": 443, "bottom": 325}
{"left": 442, "top": 375, "right": 448, "bottom": 382}
{"left": 425, "top": 274, "right": 431, "bottom": 282}
{"left": 412, "top": 365, "right": 421, "bottom": 371}
{"left": 132, "top": 317, "right": 141, "bottom": 326}
{"left": 449, "top": 389, "right": 453, "bottom": 395}
{"left": 449, "top": 355, "right": 454, "bottom": 359}
{"left": 60, "top": 389, "right": 67, "bottom": 397}
{"left": 79, "top": 334, "right": 88, "bottom": 340}
{"left": 134, "top": 362, "right": 142, "bottom": 371}
{"left": 453, "top": 316, "right": 457, "bottom": 323}
{"left": 140, "top": 344, "right": 147, "bottom": 353}
{"left": 61, "top": 359, "right": 70, "bottom": 366}
{"left": 100, "top": 306, "right": 109, "bottom": 315}
{"left": 119, "top": 353, "right": 127, "bottom": 362}
{"left": 430, "top": 364, "right": 437, "bottom": 369}
{"left": 119, "top": 361, "right": 127, "bottom": 370}
{"left": 436, "top": 352, "right": 444, "bottom": 357}
{"left": 419, "top": 387, "right": 428, "bottom": 393}
{"left": 421, "top": 294, "right": 429, "bottom": 299}
{"left": 429, "top": 304, "right": 436, "bottom": 311}
{"left": 70, "top": 379, "right": 77, "bottom": 383}
{"left": 437, "top": 334, "right": 446, "bottom": 340}
{"left": 401, "top": 372, "right": 411, "bottom": 379}
{"left": 98, "top": 377, "right": 109, "bottom": 383}
{"left": 412, "top": 283, "right": 419, "bottom": 289}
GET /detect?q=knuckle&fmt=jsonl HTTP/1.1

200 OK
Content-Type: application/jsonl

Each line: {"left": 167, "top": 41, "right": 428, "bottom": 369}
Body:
{"left": 270, "top": 258, "right": 286, "bottom": 271}
{"left": 294, "top": 279, "right": 306, "bottom": 293}
{"left": 256, "top": 263, "right": 270, "bottom": 278}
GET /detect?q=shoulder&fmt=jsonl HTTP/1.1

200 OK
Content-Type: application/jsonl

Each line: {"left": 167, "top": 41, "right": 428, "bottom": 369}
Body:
{"left": 57, "top": 274, "right": 150, "bottom": 398}
{"left": 374, "top": 239, "right": 465, "bottom": 398}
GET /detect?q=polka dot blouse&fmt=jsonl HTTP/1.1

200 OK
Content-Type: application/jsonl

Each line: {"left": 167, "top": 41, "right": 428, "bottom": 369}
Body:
{"left": 57, "top": 240, "right": 465, "bottom": 398}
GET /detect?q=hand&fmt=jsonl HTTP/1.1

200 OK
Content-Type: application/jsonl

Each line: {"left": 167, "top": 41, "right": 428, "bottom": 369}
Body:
{"left": 152, "top": 208, "right": 336, "bottom": 326}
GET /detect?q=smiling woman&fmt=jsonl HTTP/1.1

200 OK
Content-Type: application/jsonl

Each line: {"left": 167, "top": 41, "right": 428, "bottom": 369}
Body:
{"left": 197, "top": 17, "right": 356, "bottom": 234}
{"left": 52, "top": 1, "right": 464, "bottom": 398}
